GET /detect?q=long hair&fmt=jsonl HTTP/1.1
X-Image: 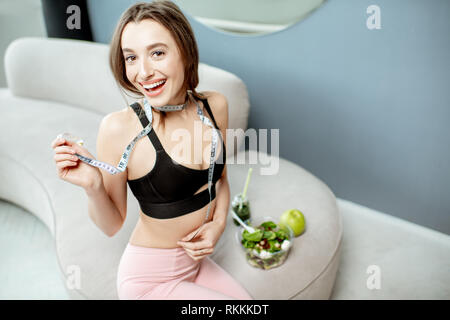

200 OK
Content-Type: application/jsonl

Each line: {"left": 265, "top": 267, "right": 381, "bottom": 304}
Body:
{"left": 109, "top": 0, "right": 205, "bottom": 124}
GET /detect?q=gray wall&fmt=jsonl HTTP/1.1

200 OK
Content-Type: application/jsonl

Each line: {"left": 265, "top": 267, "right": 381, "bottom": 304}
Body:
{"left": 87, "top": 0, "right": 450, "bottom": 235}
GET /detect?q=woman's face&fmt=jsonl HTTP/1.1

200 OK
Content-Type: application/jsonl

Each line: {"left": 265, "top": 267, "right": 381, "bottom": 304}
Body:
{"left": 121, "top": 19, "right": 186, "bottom": 106}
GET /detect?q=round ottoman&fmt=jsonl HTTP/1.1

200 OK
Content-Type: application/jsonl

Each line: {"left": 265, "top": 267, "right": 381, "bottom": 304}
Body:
{"left": 211, "top": 150, "right": 343, "bottom": 299}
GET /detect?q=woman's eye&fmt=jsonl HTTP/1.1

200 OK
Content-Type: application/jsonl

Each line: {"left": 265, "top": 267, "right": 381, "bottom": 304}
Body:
{"left": 152, "top": 50, "right": 165, "bottom": 58}
{"left": 125, "top": 55, "right": 135, "bottom": 63}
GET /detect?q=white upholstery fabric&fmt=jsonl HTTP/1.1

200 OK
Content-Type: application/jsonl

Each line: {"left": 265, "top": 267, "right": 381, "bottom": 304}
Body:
{"left": 331, "top": 199, "right": 450, "bottom": 299}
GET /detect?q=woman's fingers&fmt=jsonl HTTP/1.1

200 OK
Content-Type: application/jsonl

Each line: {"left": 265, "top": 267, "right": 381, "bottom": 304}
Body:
{"left": 56, "top": 160, "right": 78, "bottom": 169}
{"left": 51, "top": 137, "right": 77, "bottom": 157}
{"left": 188, "top": 250, "right": 212, "bottom": 261}
{"left": 51, "top": 137, "right": 66, "bottom": 149}
{"left": 64, "top": 139, "right": 93, "bottom": 158}
{"left": 54, "top": 153, "right": 79, "bottom": 163}
{"left": 184, "top": 247, "right": 213, "bottom": 257}
{"left": 51, "top": 137, "right": 82, "bottom": 153}
{"left": 54, "top": 145, "right": 76, "bottom": 155}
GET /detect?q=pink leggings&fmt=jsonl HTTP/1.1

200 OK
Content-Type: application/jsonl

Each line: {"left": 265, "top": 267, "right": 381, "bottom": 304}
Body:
{"left": 117, "top": 243, "right": 253, "bottom": 300}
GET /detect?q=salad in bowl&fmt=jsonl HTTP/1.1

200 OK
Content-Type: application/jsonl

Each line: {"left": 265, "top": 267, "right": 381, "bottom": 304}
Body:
{"left": 236, "top": 217, "right": 294, "bottom": 270}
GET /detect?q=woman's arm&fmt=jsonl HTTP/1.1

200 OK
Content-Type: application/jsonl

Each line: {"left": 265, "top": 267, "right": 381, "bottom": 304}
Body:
{"left": 212, "top": 173, "right": 230, "bottom": 231}
{"left": 209, "top": 91, "right": 230, "bottom": 231}
{"left": 85, "top": 180, "right": 125, "bottom": 237}
{"left": 85, "top": 112, "right": 129, "bottom": 237}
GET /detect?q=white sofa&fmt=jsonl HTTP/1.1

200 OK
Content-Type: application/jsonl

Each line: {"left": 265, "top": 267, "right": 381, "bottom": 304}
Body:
{"left": 1, "top": 37, "right": 449, "bottom": 300}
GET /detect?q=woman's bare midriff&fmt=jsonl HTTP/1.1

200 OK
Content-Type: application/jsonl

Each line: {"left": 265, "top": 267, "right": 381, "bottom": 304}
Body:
{"left": 123, "top": 93, "right": 221, "bottom": 249}
{"left": 129, "top": 192, "right": 216, "bottom": 248}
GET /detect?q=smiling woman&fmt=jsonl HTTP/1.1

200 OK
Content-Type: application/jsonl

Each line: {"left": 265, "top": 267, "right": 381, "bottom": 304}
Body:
{"left": 109, "top": 1, "right": 205, "bottom": 127}
{"left": 121, "top": 39, "right": 172, "bottom": 99}
{"left": 51, "top": 0, "right": 252, "bottom": 300}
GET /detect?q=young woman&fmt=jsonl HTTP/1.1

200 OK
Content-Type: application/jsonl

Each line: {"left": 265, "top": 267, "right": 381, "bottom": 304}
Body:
{"left": 51, "top": 1, "right": 252, "bottom": 300}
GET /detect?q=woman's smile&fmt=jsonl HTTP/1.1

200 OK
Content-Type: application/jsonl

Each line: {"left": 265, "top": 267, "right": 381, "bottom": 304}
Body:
{"left": 141, "top": 79, "right": 167, "bottom": 97}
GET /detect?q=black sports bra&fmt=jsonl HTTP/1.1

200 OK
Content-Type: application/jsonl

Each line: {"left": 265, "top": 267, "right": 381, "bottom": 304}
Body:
{"left": 127, "top": 96, "right": 226, "bottom": 219}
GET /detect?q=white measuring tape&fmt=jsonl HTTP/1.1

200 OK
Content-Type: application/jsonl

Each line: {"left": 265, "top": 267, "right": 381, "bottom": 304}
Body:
{"left": 60, "top": 90, "right": 221, "bottom": 240}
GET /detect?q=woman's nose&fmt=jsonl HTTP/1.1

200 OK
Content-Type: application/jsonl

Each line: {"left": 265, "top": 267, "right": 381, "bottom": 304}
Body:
{"left": 139, "top": 59, "right": 154, "bottom": 78}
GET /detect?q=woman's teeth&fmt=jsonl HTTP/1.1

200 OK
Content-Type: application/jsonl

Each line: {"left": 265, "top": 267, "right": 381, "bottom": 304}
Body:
{"left": 143, "top": 80, "right": 166, "bottom": 90}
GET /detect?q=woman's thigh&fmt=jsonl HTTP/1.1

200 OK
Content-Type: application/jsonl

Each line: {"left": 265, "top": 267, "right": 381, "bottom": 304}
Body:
{"left": 117, "top": 244, "right": 252, "bottom": 300}
{"left": 146, "top": 257, "right": 252, "bottom": 300}
{"left": 193, "top": 257, "right": 253, "bottom": 300}
{"left": 117, "top": 243, "right": 193, "bottom": 300}
{"left": 140, "top": 279, "right": 236, "bottom": 300}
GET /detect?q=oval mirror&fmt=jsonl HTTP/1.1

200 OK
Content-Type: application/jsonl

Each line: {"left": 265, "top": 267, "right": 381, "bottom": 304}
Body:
{"left": 175, "top": 0, "right": 327, "bottom": 36}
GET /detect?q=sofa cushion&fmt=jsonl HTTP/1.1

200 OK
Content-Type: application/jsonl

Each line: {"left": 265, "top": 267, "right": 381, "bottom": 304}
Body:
{"left": 331, "top": 199, "right": 450, "bottom": 299}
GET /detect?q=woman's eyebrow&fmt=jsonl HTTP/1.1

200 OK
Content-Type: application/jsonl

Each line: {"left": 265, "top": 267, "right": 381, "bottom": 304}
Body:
{"left": 122, "top": 42, "right": 168, "bottom": 53}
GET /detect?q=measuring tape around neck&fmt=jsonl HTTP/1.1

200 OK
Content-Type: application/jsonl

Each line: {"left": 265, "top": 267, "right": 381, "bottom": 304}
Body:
{"left": 71, "top": 90, "right": 221, "bottom": 241}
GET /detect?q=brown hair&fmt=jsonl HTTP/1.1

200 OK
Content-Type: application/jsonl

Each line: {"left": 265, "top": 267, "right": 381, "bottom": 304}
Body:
{"left": 109, "top": 0, "right": 205, "bottom": 124}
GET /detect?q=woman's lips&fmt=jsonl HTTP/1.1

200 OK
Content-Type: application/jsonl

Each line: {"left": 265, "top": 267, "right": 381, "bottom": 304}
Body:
{"left": 142, "top": 80, "right": 166, "bottom": 97}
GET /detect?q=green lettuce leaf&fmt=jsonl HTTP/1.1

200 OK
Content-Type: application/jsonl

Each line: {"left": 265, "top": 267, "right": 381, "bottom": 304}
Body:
{"left": 242, "top": 229, "right": 263, "bottom": 242}
{"left": 263, "top": 231, "right": 277, "bottom": 240}
{"left": 261, "top": 221, "right": 277, "bottom": 230}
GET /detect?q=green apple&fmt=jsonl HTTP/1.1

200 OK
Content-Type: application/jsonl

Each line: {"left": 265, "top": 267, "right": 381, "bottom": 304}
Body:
{"left": 279, "top": 209, "right": 306, "bottom": 237}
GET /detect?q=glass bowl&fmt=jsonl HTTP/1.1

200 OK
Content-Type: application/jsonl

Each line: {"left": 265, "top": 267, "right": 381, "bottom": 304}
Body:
{"left": 235, "top": 216, "right": 294, "bottom": 270}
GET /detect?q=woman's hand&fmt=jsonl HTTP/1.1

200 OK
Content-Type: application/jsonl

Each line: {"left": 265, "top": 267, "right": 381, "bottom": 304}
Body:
{"left": 51, "top": 136, "right": 103, "bottom": 190}
{"left": 177, "top": 220, "right": 225, "bottom": 261}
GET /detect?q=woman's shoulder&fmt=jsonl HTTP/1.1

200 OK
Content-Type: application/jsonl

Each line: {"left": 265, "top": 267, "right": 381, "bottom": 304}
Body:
{"left": 200, "top": 91, "right": 229, "bottom": 129}
{"left": 101, "top": 107, "right": 136, "bottom": 133}
{"left": 200, "top": 90, "right": 227, "bottom": 104}
{"left": 97, "top": 108, "right": 137, "bottom": 152}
